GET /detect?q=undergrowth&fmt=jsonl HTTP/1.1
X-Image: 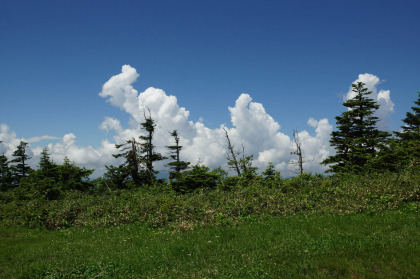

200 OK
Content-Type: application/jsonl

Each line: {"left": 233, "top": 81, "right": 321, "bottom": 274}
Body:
{"left": 0, "top": 172, "right": 418, "bottom": 231}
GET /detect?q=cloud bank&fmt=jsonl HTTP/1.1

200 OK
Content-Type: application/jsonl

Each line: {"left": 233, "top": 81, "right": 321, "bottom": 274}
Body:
{"left": 0, "top": 67, "right": 395, "bottom": 177}
{"left": 96, "top": 65, "right": 333, "bottom": 176}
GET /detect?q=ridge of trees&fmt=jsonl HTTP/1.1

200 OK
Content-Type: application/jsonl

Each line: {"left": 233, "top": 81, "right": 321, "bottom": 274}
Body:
{"left": 0, "top": 87, "right": 418, "bottom": 197}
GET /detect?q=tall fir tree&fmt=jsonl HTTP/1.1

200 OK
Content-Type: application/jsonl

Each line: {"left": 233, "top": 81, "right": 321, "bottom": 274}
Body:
{"left": 11, "top": 141, "right": 32, "bottom": 183}
{"left": 38, "top": 147, "right": 57, "bottom": 178}
{"left": 395, "top": 92, "right": 420, "bottom": 142}
{"left": 166, "top": 130, "right": 190, "bottom": 179}
{"left": 0, "top": 153, "right": 13, "bottom": 191}
{"left": 139, "top": 111, "right": 166, "bottom": 182}
{"left": 394, "top": 92, "right": 420, "bottom": 168}
{"left": 321, "top": 82, "right": 390, "bottom": 173}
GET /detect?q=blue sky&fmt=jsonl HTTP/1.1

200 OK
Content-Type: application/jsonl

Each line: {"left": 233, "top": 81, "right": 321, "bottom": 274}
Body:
{"left": 1, "top": 0, "right": 419, "bottom": 176}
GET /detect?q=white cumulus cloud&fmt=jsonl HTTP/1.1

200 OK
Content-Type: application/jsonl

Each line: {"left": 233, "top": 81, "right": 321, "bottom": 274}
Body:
{"left": 98, "top": 65, "right": 334, "bottom": 176}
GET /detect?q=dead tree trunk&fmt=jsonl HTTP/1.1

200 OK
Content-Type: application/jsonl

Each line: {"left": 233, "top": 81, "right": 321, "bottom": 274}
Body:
{"left": 223, "top": 128, "right": 241, "bottom": 177}
{"left": 290, "top": 129, "right": 304, "bottom": 175}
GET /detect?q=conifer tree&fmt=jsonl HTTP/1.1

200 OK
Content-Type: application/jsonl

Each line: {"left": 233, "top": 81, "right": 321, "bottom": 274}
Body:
{"left": 139, "top": 110, "right": 166, "bottom": 182}
{"left": 394, "top": 92, "right": 420, "bottom": 168}
{"left": 0, "top": 153, "right": 12, "bottom": 191}
{"left": 395, "top": 92, "right": 420, "bottom": 142}
{"left": 15, "top": 148, "right": 58, "bottom": 199}
{"left": 110, "top": 110, "right": 165, "bottom": 187}
{"left": 11, "top": 141, "right": 32, "bottom": 183}
{"left": 166, "top": 130, "right": 190, "bottom": 179}
{"left": 38, "top": 147, "right": 57, "bottom": 177}
{"left": 112, "top": 137, "right": 143, "bottom": 186}
{"left": 57, "top": 157, "right": 93, "bottom": 191}
{"left": 321, "top": 82, "right": 390, "bottom": 173}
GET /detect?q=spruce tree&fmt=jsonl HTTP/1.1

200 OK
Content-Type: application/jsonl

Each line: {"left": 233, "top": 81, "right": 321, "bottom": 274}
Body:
{"left": 38, "top": 147, "right": 57, "bottom": 178}
{"left": 11, "top": 141, "right": 32, "bottom": 183}
{"left": 0, "top": 153, "right": 12, "bottom": 191}
{"left": 139, "top": 111, "right": 166, "bottom": 182}
{"left": 321, "top": 82, "right": 390, "bottom": 173}
{"left": 395, "top": 92, "right": 420, "bottom": 142}
{"left": 166, "top": 130, "right": 190, "bottom": 179}
{"left": 394, "top": 92, "right": 420, "bottom": 168}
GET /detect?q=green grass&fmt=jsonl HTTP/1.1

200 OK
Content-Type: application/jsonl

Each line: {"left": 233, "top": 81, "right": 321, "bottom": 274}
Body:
{"left": 1, "top": 211, "right": 419, "bottom": 278}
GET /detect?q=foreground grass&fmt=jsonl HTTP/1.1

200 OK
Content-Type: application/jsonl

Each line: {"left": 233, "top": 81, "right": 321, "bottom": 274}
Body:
{"left": 1, "top": 211, "right": 419, "bottom": 278}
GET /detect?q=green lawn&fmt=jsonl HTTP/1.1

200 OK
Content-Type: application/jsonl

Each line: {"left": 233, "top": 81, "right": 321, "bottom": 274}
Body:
{"left": 1, "top": 211, "right": 419, "bottom": 278}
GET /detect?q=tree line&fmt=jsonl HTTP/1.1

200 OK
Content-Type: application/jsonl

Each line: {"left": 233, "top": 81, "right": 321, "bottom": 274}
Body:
{"left": 0, "top": 83, "right": 418, "bottom": 198}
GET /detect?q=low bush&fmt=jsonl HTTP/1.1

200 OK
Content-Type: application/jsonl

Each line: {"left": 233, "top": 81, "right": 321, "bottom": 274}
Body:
{"left": 0, "top": 172, "right": 418, "bottom": 230}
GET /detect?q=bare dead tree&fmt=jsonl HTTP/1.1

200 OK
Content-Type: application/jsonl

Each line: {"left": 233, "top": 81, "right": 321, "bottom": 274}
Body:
{"left": 289, "top": 129, "right": 304, "bottom": 175}
{"left": 241, "top": 142, "right": 247, "bottom": 173}
{"left": 223, "top": 127, "right": 241, "bottom": 177}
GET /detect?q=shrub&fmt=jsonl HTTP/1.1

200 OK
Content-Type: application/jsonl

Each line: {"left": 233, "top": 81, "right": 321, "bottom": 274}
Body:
{"left": 170, "top": 164, "right": 221, "bottom": 193}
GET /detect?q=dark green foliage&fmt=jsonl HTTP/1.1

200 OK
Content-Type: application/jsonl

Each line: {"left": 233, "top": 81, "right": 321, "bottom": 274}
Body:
{"left": 110, "top": 113, "right": 166, "bottom": 188}
{"left": 394, "top": 92, "right": 420, "bottom": 168}
{"left": 166, "top": 130, "right": 190, "bottom": 179}
{"left": 367, "top": 138, "right": 411, "bottom": 173}
{"left": 112, "top": 138, "right": 144, "bottom": 186}
{"left": 238, "top": 154, "right": 258, "bottom": 180}
{"left": 2, "top": 171, "right": 418, "bottom": 230}
{"left": 261, "top": 162, "right": 282, "bottom": 187}
{"left": 101, "top": 165, "right": 134, "bottom": 190}
{"left": 322, "top": 82, "right": 390, "bottom": 173}
{"left": 212, "top": 166, "right": 228, "bottom": 180}
{"left": 395, "top": 92, "right": 420, "bottom": 142}
{"left": 16, "top": 156, "right": 94, "bottom": 200}
{"left": 14, "top": 147, "right": 60, "bottom": 199}
{"left": 0, "top": 153, "right": 13, "bottom": 191}
{"left": 56, "top": 157, "right": 94, "bottom": 192}
{"left": 38, "top": 147, "right": 55, "bottom": 176}
{"left": 10, "top": 141, "right": 32, "bottom": 184}
{"left": 170, "top": 163, "right": 221, "bottom": 193}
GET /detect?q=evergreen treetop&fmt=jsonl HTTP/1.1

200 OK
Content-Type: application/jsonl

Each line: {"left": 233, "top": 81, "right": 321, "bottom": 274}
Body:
{"left": 0, "top": 153, "right": 13, "bottom": 191}
{"left": 395, "top": 92, "right": 420, "bottom": 142}
{"left": 11, "top": 141, "right": 32, "bottom": 181}
{"left": 393, "top": 92, "right": 420, "bottom": 168}
{"left": 139, "top": 111, "right": 166, "bottom": 182}
{"left": 166, "top": 130, "right": 190, "bottom": 179}
{"left": 322, "top": 82, "right": 390, "bottom": 173}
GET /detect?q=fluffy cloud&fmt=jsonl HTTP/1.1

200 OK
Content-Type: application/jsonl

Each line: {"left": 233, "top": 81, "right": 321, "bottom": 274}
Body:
{"left": 1, "top": 65, "right": 341, "bottom": 177}
{"left": 98, "top": 65, "right": 334, "bottom": 176}
{"left": 346, "top": 73, "right": 394, "bottom": 130}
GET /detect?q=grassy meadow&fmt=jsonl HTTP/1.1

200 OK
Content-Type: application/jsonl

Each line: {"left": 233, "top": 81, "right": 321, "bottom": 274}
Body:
{"left": 1, "top": 212, "right": 419, "bottom": 278}
{"left": 0, "top": 172, "right": 419, "bottom": 278}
